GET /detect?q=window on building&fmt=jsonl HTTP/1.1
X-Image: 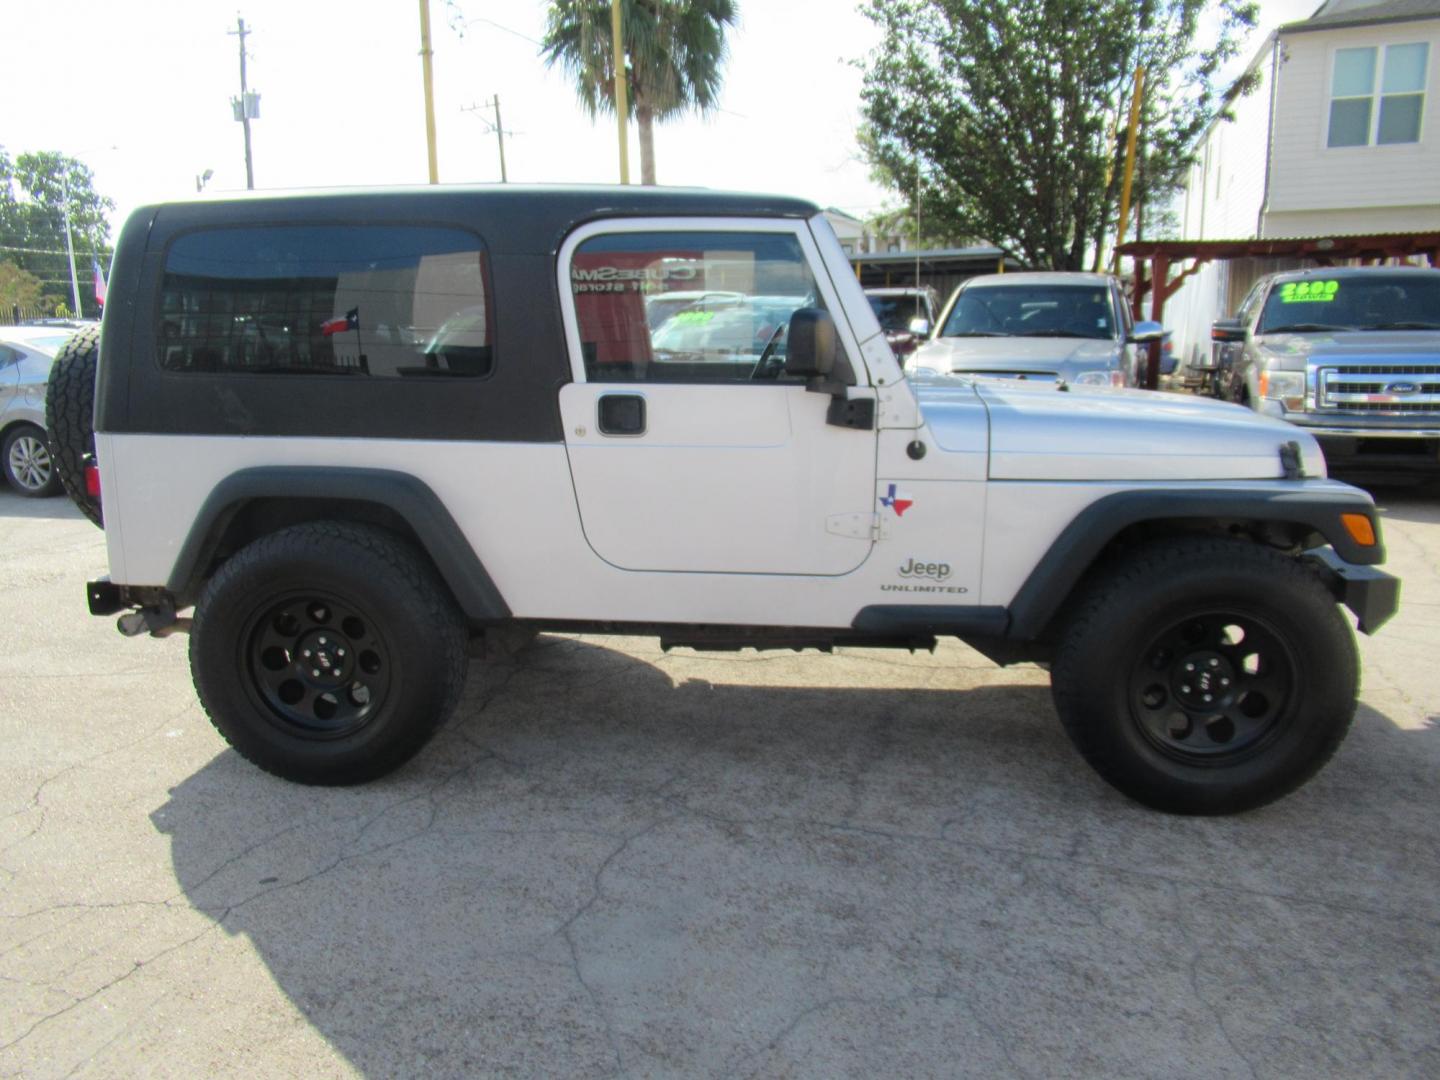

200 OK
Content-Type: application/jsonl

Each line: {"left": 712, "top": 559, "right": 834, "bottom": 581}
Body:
{"left": 159, "top": 225, "right": 493, "bottom": 377}
{"left": 569, "top": 230, "right": 824, "bottom": 384}
{"left": 1328, "top": 43, "right": 1429, "bottom": 147}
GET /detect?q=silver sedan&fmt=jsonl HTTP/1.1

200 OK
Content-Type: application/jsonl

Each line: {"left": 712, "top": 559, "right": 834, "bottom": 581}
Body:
{"left": 1, "top": 325, "right": 85, "bottom": 497}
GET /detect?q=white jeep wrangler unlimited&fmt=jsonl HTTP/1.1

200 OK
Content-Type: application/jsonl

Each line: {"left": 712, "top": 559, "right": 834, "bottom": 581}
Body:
{"left": 52, "top": 186, "right": 1399, "bottom": 814}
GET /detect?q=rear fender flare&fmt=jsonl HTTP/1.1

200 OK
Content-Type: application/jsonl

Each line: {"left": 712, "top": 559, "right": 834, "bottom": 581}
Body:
{"left": 167, "top": 466, "right": 510, "bottom": 622}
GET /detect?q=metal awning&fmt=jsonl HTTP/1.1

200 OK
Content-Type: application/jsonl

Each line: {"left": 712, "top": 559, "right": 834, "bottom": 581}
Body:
{"left": 1115, "top": 232, "right": 1440, "bottom": 388}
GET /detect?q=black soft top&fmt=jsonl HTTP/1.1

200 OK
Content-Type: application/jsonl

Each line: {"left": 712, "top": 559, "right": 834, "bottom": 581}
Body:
{"left": 126, "top": 184, "right": 821, "bottom": 255}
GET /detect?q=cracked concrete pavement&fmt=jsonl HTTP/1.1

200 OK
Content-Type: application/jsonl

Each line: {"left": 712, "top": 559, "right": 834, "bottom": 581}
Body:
{"left": 1, "top": 481, "right": 1437, "bottom": 1079}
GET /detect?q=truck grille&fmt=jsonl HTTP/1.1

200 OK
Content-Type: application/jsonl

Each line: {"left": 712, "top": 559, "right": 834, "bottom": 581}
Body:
{"left": 1316, "top": 364, "right": 1440, "bottom": 412}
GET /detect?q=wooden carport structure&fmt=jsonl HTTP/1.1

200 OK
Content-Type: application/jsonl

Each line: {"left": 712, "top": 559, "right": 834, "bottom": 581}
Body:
{"left": 1116, "top": 232, "right": 1440, "bottom": 389}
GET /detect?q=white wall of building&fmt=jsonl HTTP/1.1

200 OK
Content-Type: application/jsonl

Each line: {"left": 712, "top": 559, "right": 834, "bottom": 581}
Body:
{"left": 1162, "top": 37, "right": 1280, "bottom": 366}
{"left": 1263, "top": 17, "right": 1440, "bottom": 235}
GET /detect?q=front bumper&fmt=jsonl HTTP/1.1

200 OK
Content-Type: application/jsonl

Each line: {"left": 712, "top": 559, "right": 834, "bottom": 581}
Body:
{"left": 1296, "top": 422, "right": 1440, "bottom": 439}
{"left": 1304, "top": 548, "right": 1400, "bottom": 634}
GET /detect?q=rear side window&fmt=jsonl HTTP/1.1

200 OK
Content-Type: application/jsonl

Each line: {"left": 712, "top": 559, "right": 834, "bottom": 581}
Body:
{"left": 159, "top": 225, "right": 493, "bottom": 378}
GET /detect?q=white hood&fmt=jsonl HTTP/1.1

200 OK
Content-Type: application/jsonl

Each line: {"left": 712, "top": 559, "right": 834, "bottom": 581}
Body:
{"left": 910, "top": 374, "right": 1327, "bottom": 482}
{"left": 910, "top": 335, "right": 1120, "bottom": 378}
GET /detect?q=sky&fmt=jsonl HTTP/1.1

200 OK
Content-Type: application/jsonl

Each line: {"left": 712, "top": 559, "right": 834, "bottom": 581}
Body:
{"left": 6, "top": 1, "right": 896, "bottom": 240}
{"left": 6, "top": 0, "right": 1323, "bottom": 244}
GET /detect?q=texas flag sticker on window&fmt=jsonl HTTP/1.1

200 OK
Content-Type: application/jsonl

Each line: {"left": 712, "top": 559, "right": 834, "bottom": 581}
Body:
{"left": 880, "top": 483, "right": 914, "bottom": 517}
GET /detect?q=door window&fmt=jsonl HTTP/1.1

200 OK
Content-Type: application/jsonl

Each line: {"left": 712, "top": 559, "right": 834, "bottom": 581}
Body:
{"left": 569, "top": 231, "right": 825, "bottom": 383}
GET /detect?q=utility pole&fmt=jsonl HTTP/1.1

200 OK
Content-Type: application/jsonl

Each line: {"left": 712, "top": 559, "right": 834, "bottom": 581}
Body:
{"left": 228, "top": 16, "right": 257, "bottom": 189}
{"left": 492, "top": 95, "right": 507, "bottom": 183}
{"left": 461, "top": 96, "right": 509, "bottom": 181}
{"left": 611, "top": 0, "right": 629, "bottom": 184}
{"left": 1110, "top": 66, "right": 1145, "bottom": 275}
{"left": 419, "top": 0, "right": 439, "bottom": 183}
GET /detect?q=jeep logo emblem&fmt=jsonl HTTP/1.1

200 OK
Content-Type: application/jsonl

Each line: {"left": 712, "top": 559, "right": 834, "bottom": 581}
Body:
{"left": 899, "top": 558, "right": 951, "bottom": 581}
{"left": 1386, "top": 382, "right": 1419, "bottom": 395}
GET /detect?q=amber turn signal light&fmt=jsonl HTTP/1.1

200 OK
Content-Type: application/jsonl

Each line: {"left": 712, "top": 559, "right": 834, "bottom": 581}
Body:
{"left": 1340, "top": 513, "right": 1376, "bottom": 547}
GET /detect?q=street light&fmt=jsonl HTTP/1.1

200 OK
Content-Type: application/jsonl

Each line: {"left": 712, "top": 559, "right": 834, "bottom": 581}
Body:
{"left": 196, "top": 168, "right": 215, "bottom": 193}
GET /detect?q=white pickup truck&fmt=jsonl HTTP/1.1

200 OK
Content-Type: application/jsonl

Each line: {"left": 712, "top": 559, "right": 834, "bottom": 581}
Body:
{"left": 51, "top": 186, "right": 1398, "bottom": 814}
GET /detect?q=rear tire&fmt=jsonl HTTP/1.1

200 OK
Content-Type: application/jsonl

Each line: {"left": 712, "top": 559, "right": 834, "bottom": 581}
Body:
{"left": 1051, "top": 537, "right": 1358, "bottom": 815}
{"left": 2, "top": 424, "right": 61, "bottom": 497}
{"left": 190, "top": 522, "right": 468, "bottom": 785}
{"left": 43, "top": 325, "right": 103, "bottom": 526}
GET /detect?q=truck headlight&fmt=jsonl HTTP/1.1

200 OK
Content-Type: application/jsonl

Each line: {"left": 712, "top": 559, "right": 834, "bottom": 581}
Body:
{"left": 1074, "top": 370, "right": 1124, "bottom": 387}
{"left": 1259, "top": 370, "right": 1305, "bottom": 410}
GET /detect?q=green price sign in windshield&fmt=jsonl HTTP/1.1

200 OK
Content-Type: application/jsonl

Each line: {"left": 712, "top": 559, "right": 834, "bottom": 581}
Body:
{"left": 1279, "top": 280, "right": 1340, "bottom": 303}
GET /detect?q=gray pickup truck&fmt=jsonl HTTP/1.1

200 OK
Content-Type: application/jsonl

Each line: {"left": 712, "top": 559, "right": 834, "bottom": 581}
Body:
{"left": 1212, "top": 266, "right": 1440, "bottom": 474}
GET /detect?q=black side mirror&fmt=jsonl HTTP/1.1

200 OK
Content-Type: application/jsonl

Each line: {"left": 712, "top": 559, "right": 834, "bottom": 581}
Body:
{"left": 784, "top": 308, "right": 838, "bottom": 380}
{"left": 1211, "top": 318, "right": 1247, "bottom": 344}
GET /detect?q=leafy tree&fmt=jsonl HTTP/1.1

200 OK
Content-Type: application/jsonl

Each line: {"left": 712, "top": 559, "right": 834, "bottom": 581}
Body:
{"left": 0, "top": 148, "right": 114, "bottom": 317}
{"left": 541, "top": 0, "right": 738, "bottom": 185}
{"left": 858, "top": 0, "right": 1258, "bottom": 270}
{"left": 0, "top": 261, "right": 44, "bottom": 313}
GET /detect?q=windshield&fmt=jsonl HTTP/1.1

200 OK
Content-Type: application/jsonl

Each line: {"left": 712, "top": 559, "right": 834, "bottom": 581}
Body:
{"left": 20, "top": 335, "right": 71, "bottom": 354}
{"left": 1257, "top": 275, "right": 1440, "bottom": 333}
{"left": 867, "top": 294, "right": 929, "bottom": 332}
{"left": 940, "top": 284, "right": 1117, "bottom": 339}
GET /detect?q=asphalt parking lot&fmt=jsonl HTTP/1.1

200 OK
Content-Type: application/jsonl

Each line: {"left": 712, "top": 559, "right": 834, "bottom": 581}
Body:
{"left": 1, "top": 481, "right": 1437, "bottom": 1079}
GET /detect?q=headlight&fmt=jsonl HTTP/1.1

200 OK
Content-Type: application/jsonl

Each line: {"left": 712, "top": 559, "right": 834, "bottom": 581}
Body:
{"left": 1259, "top": 370, "right": 1305, "bottom": 410}
{"left": 1073, "top": 369, "right": 1124, "bottom": 387}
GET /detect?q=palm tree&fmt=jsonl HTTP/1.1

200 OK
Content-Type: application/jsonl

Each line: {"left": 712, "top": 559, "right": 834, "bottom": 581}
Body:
{"left": 541, "top": 0, "right": 738, "bottom": 185}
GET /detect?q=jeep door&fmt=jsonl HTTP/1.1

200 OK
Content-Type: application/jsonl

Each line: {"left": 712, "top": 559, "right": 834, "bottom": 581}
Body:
{"left": 556, "top": 219, "right": 878, "bottom": 575}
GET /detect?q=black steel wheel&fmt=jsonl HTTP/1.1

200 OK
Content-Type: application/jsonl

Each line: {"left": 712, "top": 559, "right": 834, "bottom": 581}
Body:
{"left": 191, "top": 522, "right": 468, "bottom": 785}
{"left": 1128, "top": 611, "right": 1296, "bottom": 762}
{"left": 242, "top": 592, "right": 394, "bottom": 740}
{"left": 1052, "top": 537, "right": 1359, "bottom": 815}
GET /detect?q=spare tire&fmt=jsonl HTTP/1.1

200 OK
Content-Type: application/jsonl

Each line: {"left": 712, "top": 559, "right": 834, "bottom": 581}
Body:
{"left": 44, "top": 324, "right": 103, "bottom": 528}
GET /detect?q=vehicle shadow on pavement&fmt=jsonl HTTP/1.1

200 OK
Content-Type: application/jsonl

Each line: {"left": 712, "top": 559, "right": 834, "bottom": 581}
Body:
{"left": 153, "top": 637, "right": 1440, "bottom": 1079}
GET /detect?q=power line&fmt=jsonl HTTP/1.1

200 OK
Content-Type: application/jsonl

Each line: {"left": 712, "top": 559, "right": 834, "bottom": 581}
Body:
{"left": 1, "top": 244, "right": 108, "bottom": 257}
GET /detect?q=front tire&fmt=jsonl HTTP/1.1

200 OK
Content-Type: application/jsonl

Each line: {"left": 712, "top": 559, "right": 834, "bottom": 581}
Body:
{"left": 1051, "top": 537, "right": 1358, "bottom": 815}
{"left": 190, "top": 522, "right": 468, "bottom": 785}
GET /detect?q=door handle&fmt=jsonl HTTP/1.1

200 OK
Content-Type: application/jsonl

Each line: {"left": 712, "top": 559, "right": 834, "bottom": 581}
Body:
{"left": 597, "top": 393, "right": 646, "bottom": 435}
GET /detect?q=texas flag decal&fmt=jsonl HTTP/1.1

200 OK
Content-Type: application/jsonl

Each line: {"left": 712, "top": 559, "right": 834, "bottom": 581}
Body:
{"left": 880, "top": 483, "right": 914, "bottom": 517}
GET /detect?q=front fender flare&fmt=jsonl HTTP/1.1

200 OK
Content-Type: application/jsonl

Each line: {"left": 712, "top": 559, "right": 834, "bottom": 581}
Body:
{"left": 1005, "top": 485, "right": 1384, "bottom": 641}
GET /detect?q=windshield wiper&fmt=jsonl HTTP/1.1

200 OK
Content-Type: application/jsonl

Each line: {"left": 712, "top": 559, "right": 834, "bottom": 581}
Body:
{"left": 945, "top": 331, "right": 1011, "bottom": 337}
{"left": 1364, "top": 321, "right": 1440, "bottom": 331}
{"left": 1260, "top": 323, "right": 1353, "bottom": 334}
{"left": 1014, "top": 329, "right": 1105, "bottom": 338}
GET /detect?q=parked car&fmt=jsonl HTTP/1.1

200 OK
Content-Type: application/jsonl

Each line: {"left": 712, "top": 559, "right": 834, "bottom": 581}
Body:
{"left": 643, "top": 290, "right": 745, "bottom": 330}
{"left": 864, "top": 286, "right": 940, "bottom": 358}
{"left": 908, "top": 272, "right": 1164, "bottom": 387}
{"left": 649, "top": 294, "right": 810, "bottom": 374}
{"left": 56, "top": 185, "right": 1397, "bottom": 815}
{"left": 1212, "top": 266, "right": 1440, "bottom": 474}
{"left": 1, "top": 325, "right": 82, "bottom": 497}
